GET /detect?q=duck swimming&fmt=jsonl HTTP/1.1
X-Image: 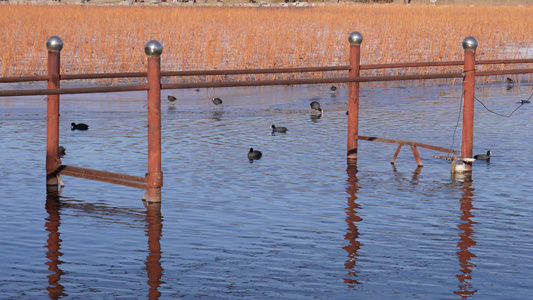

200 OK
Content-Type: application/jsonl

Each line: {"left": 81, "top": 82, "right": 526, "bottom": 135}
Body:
{"left": 271, "top": 125, "right": 288, "bottom": 133}
{"left": 71, "top": 123, "right": 89, "bottom": 130}
{"left": 474, "top": 150, "right": 491, "bottom": 161}
{"left": 248, "top": 148, "right": 262, "bottom": 160}
{"left": 310, "top": 101, "right": 322, "bottom": 113}
{"left": 212, "top": 97, "right": 223, "bottom": 105}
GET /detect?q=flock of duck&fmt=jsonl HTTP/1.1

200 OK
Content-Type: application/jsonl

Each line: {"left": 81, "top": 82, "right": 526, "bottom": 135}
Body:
{"left": 64, "top": 84, "right": 499, "bottom": 163}
{"left": 166, "top": 89, "right": 327, "bottom": 161}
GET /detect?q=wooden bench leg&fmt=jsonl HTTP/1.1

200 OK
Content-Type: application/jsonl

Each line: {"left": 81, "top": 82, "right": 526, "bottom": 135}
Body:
{"left": 410, "top": 145, "right": 423, "bottom": 167}
{"left": 391, "top": 144, "right": 402, "bottom": 164}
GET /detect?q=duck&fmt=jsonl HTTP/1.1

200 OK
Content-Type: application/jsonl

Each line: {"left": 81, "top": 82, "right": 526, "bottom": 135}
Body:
{"left": 310, "top": 101, "right": 323, "bottom": 113}
{"left": 271, "top": 125, "right": 288, "bottom": 133}
{"left": 248, "top": 148, "right": 262, "bottom": 160}
{"left": 520, "top": 99, "right": 531, "bottom": 104}
{"left": 71, "top": 122, "right": 89, "bottom": 130}
{"left": 474, "top": 150, "right": 491, "bottom": 161}
{"left": 168, "top": 95, "right": 177, "bottom": 103}
{"left": 58, "top": 146, "right": 66, "bottom": 157}
{"left": 212, "top": 97, "right": 223, "bottom": 105}
{"left": 330, "top": 85, "right": 337, "bottom": 92}
{"left": 506, "top": 77, "right": 514, "bottom": 84}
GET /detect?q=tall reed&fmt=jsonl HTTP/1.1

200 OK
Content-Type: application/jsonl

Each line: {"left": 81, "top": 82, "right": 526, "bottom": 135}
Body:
{"left": 0, "top": 4, "right": 531, "bottom": 82}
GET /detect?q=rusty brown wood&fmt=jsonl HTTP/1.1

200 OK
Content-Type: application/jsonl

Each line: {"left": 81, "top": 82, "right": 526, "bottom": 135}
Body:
{"left": 476, "top": 59, "right": 533, "bottom": 65}
{"left": 162, "top": 65, "right": 348, "bottom": 77}
{"left": 2, "top": 59, "right": 531, "bottom": 85}
{"left": 391, "top": 144, "right": 403, "bottom": 165}
{"left": 347, "top": 41, "right": 361, "bottom": 164}
{"left": 46, "top": 49, "right": 61, "bottom": 187}
{"left": 161, "top": 72, "right": 464, "bottom": 90}
{"left": 0, "top": 85, "right": 150, "bottom": 97}
{"left": 58, "top": 167, "right": 148, "bottom": 190}
{"left": 0, "top": 75, "right": 49, "bottom": 83}
{"left": 146, "top": 55, "right": 163, "bottom": 203}
{"left": 476, "top": 68, "right": 533, "bottom": 77}
{"left": 358, "top": 136, "right": 458, "bottom": 154}
{"left": 58, "top": 165, "right": 146, "bottom": 182}
{"left": 361, "top": 61, "right": 463, "bottom": 70}
{"left": 462, "top": 49, "right": 476, "bottom": 172}
{"left": 410, "top": 145, "right": 424, "bottom": 167}
{"left": 61, "top": 72, "right": 147, "bottom": 80}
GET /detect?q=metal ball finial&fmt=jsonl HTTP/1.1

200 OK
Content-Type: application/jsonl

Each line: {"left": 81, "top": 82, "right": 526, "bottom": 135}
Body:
{"left": 145, "top": 40, "right": 163, "bottom": 57}
{"left": 462, "top": 36, "right": 478, "bottom": 51}
{"left": 46, "top": 36, "right": 63, "bottom": 51}
{"left": 348, "top": 32, "right": 363, "bottom": 45}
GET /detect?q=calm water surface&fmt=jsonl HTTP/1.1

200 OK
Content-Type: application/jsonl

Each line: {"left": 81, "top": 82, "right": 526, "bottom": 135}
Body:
{"left": 0, "top": 82, "right": 532, "bottom": 299}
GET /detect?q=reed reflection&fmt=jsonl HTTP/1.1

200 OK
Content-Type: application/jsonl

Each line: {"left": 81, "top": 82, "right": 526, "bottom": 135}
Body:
{"left": 44, "top": 188, "right": 66, "bottom": 299}
{"left": 343, "top": 165, "right": 362, "bottom": 287}
{"left": 144, "top": 202, "right": 164, "bottom": 300}
{"left": 454, "top": 176, "right": 478, "bottom": 298}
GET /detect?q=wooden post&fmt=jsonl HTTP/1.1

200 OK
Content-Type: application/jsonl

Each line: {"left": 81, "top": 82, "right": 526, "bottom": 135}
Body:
{"left": 347, "top": 32, "right": 363, "bottom": 165}
{"left": 461, "top": 37, "right": 477, "bottom": 172}
{"left": 45, "top": 36, "right": 63, "bottom": 188}
{"left": 145, "top": 40, "right": 163, "bottom": 203}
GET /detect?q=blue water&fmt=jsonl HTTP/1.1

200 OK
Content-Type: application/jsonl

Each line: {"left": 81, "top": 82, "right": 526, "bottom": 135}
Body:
{"left": 0, "top": 82, "right": 532, "bottom": 299}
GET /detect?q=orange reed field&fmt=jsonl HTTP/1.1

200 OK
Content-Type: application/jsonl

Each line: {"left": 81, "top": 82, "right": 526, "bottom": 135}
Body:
{"left": 0, "top": 4, "right": 532, "bottom": 82}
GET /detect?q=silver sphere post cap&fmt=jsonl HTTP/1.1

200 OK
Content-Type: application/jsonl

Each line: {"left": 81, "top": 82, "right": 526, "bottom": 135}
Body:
{"left": 462, "top": 36, "right": 478, "bottom": 50}
{"left": 46, "top": 36, "right": 63, "bottom": 51}
{"left": 348, "top": 32, "right": 363, "bottom": 45}
{"left": 145, "top": 40, "right": 163, "bottom": 57}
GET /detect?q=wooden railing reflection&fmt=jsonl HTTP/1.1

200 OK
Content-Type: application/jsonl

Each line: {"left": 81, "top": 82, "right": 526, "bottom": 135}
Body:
{"left": 454, "top": 177, "right": 478, "bottom": 298}
{"left": 145, "top": 202, "right": 164, "bottom": 299}
{"left": 343, "top": 165, "right": 362, "bottom": 287}
{"left": 44, "top": 189, "right": 66, "bottom": 299}
{"left": 42, "top": 191, "right": 164, "bottom": 299}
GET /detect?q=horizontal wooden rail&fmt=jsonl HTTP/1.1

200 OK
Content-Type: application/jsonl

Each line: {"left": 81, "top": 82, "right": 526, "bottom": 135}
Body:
{"left": 4, "top": 68, "right": 532, "bottom": 98}
{"left": 1, "top": 59, "right": 531, "bottom": 84}
{"left": 56, "top": 165, "right": 147, "bottom": 190}
{"left": 358, "top": 135, "right": 458, "bottom": 154}
{"left": 0, "top": 75, "right": 49, "bottom": 83}
{"left": 162, "top": 65, "right": 349, "bottom": 76}
{"left": 62, "top": 72, "right": 147, "bottom": 80}
{"left": 161, "top": 72, "right": 464, "bottom": 90}
{"left": 362, "top": 59, "right": 533, "bottom": 70}
{"left": 0, "top": 84, "right": 149, "bottom": 97}
{"left": 476, "top": 68, "right": 533, "bottom": 77}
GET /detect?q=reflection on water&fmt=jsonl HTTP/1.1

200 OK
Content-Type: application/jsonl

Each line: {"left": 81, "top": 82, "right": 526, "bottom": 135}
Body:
{"left": 145, "top": 202, "right": 163, "bottom": 300}
{"left": 455, "top": 177, "right": 478, "bottom": 298}
{"left": 44, "top": 190, "right": 66, "bottom": 299}
{"left": 343, "top": 165, "right": 362, "bottom": 287}
{"left": 2, "top": 83, "right": 532, "bottom": 299}
{"left": 43, "top": 190, "right": 164, "bottom": 299}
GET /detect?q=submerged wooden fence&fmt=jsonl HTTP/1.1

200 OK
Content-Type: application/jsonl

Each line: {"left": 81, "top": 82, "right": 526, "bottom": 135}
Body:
{"left": 1, "top": 33, "right": 532, "bottom": 202}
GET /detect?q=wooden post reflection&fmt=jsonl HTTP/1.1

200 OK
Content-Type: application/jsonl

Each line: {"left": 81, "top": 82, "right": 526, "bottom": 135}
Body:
{"left": 44, "top": 189, "right": 66, "bottom": 298}
{"left": 454, "top": 176, "right": 478, "bottom": 298}
{"left": 145, "top": 202, "right": 163, "bottom": 299}
{"left": 343, "top": 165, "right": 362, "bottom": 287}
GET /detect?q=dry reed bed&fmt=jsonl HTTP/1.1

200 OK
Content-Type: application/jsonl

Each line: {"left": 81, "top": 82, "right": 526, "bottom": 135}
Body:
{"left": 0, "top": 4, "right": 531, "bottom": 83}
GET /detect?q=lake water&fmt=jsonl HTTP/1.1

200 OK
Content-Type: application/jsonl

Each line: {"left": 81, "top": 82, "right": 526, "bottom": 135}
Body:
{"left": 0, "top": 81, "right": 532, "bottom": 299}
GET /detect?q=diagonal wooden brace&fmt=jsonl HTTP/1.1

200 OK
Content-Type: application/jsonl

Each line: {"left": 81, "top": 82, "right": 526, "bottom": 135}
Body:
{"left": 410, "top": 145, "right": 423, "bottom": 167}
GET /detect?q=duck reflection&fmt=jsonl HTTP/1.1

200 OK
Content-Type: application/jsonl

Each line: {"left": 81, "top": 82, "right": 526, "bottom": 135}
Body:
{"left": 310, "top": 113, "right": 322, "bottom": 122}
{"left": 343, "top": 165, "right": 362, "bottom": 287}
{"left": 44, "top": 188, "right": 66, "bottom": 299}
{"left": 454, "top": 176, "right": 478, "bottom": 298}
{"left": 211, "top": 110, "right": 224, "bottom": 121}
{"left": 144, "top": 202, "right": 164, "bottom": 300}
